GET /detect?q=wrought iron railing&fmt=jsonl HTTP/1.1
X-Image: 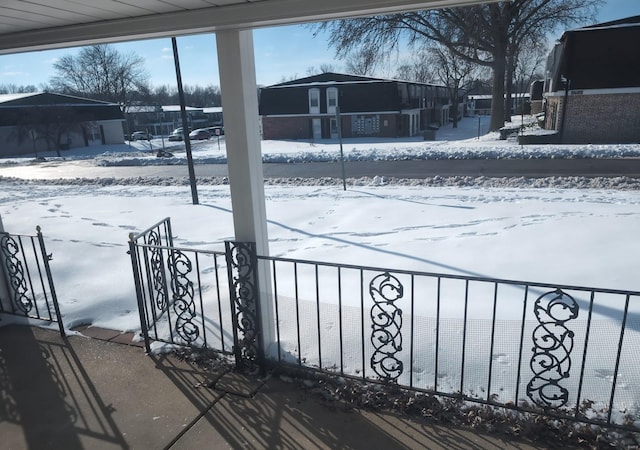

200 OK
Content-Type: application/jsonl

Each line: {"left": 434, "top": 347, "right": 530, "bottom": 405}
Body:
{"left": 260, "top": 255, "right": 640, "bottom": 432}
{"left": 128, "top": 221, "right": 261, "bottom": 372}
{"left": 128, "top": 218, "right": 640, "bottom": 431}
{"left": 0, "top": 227, "right": 64, "bottom": 336}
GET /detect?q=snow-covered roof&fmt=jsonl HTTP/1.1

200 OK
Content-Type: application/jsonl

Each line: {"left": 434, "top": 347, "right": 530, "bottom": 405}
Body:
{"left": 161, "top": 105, "right": 202, "bottom": 112}
{"left": 126, "top": 105, "right": 221, "bottom": 114}
{"left": 468, "top": 93, "right": 530, "bottom": 100}
{"left": 127, "top": 106, "right": 157, "bottom": 113}
{"left": 0, "top": 91, "right": 118, "bottom": 107}
{"left": 0, "top": 92, "right": 40, "bottom": 104}
{"left": 268, "top": 72, "right": 446, "bottom": 89}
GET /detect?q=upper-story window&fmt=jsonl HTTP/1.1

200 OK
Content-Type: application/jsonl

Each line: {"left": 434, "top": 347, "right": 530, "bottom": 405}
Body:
{"left": 309, "top": 88, "right": 320, "bottom": 114}
{"left": 327, "top": 87, "right": 338, "bottom": 114}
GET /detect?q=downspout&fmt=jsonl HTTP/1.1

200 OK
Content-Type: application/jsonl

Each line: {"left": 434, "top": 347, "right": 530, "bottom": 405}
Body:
{"left": 559, "top": 77, "right": 570, "bottom": 143}
{"left": 558, "top": 33, "right": 572, "bottom": 144}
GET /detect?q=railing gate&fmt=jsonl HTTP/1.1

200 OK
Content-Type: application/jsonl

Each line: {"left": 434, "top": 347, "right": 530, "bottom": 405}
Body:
{"left": 0, "top": 226, "right": 64, "bottom": 336}
{"left": 129, "top": 218, "right": 266, "bottom": 373}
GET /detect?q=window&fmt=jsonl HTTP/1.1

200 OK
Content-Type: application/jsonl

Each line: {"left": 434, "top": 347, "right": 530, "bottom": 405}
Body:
{"left": 309, "top": 88, "right": 320, "bottom": 114}
{"left": 327, "top": 87, "right": 338, "bottom": 114}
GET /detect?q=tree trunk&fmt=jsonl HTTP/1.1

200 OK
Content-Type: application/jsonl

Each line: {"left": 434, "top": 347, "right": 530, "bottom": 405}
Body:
{"left": 452, "top": 85, "right": 459, "bottom": 128}
{"left": 504, "top": 54, "right": 515, "bottom": 122}
{"left": 489, "top": 53, "right": 507, "bottom": 131}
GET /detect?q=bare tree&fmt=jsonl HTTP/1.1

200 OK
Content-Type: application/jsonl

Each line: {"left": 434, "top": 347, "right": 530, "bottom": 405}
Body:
{"left": 49, "top": 44, "right": 149, "bottom": 111}
{"left": 314, "top": 0, "right": 602, "bottom": 130}
{"left": 430, "top": 45, "right": 478, "bottom": 128}
{"left": 140, "top": 84, "right": 221, "bottom": 106}
{"left": 393, "top": 49, "right": 434, "bottom": 83}
{"left": 0, "top": 84, "right": 39, "bottom": 94}
{"left": 278, "top": 73, "right": 300, "bottom": 83}
{"left": 343, "top": 47, "right": 380, "bottom": 76}
{"left": 178, "top": 84, "right": 222, "bottom": 107}
{"left": 512, "top": 39, "right": 548, "bottom": 115}
{"left": 306, "top": 63, "right": 338, "bottom": 76}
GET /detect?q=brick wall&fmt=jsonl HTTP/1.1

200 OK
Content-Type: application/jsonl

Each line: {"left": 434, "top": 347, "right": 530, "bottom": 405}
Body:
{"left": 530, "top": 100, "right": 544, "bottom": 115}
{"left": 262, "top": 117, "right": 310, "bottom": 140}
{"left": 547, "top": 93, "right": 640, "bottom": 144}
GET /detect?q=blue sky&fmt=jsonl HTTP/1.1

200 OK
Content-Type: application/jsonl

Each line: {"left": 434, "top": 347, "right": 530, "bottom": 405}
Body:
{"left": 0, "top": 0, "right": 637, "bottom": 90}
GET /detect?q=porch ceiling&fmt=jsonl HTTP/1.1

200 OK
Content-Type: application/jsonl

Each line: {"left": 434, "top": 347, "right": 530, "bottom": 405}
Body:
{"left": 0, "top": 0, "right": 496, "bottom": 55}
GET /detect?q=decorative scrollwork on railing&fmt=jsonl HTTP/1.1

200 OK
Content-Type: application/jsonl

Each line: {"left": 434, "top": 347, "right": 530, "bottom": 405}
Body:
{"left": 226, "top": 241, "right": 261, "bottom": 374}
{"left": 527, "top": 289, "right": 579, "bottom": 409}
{"left": 147, "top": 230, "right": 168, "bottom": 312}
{"left": 168, "top": 249, "right": 199, "bottom": 344}
{"left": 370, "top": 272, "right": 404, "bottom": 383}
{"left": 0, "top": 233, "right": 32, "bottom": 314}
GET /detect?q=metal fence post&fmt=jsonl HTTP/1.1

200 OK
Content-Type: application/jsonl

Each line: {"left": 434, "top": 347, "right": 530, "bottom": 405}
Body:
{"left": 0, "top": 215, "right": 10, "bottom": 314}
{"left": 225, "top": 241, "right": 265, "bottom": 375}
{"left": 128, "top": 234, "right": 151, "bottom": 353}
{"left": 36, "top": 226, "right": 65, "bottom": 337}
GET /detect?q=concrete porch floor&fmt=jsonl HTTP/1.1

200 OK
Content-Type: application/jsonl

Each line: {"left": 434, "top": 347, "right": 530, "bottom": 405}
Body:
{"left": 0, "top": 324, "right": 564, "bottom": 449}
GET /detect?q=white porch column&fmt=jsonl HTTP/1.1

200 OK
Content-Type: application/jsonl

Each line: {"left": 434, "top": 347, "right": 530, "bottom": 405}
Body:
{"left": 216, "top": 29, "right": 276, "bottom": 355}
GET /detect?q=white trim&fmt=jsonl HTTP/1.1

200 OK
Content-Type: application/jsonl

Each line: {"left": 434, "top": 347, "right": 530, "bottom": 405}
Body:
{"left": 545, "top": 87, "right": 640, "bottom": 97}
{"left": 262, "top": 111, "right": 400, "bottom": 118}
{"left": 327, "top": 87, "right": 338, "bottom": 114}
{"left": 308, "top": 88, "right": 320, "bottom": 114}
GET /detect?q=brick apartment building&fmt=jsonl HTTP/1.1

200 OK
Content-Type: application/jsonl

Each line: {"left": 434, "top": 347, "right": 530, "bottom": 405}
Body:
{"left": 543, "top": 16, "right": 640, "bottom": 144}
{"left": 259, "top": 73, "right": 462, "bottom": 140}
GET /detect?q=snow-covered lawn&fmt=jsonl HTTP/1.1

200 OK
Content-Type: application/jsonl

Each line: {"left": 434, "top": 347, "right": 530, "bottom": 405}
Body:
{"left": 2, "top": 179, "right": 639, "bottom": 330}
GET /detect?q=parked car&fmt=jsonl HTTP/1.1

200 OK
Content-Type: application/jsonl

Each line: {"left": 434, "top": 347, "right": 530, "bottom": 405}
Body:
{"left": 130, "top": 131, "right": 153, "bottom": 140}
{"left": 168, "top": 127, "right": 188, "bottom": 141}
{"left": 189, "top": 129, "right": 211, "bottom": 140}
{"left": 206, "top": 126, "right": 224, "bottom": 136}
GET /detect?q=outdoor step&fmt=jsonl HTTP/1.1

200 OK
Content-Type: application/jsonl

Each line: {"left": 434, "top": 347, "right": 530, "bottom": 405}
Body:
{"left": 71, "top": 324, "right": 145, "bottom": 347}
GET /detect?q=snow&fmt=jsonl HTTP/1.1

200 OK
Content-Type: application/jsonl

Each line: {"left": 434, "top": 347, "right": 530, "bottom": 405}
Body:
{"left": 2, "top": 115, "right": 640, "bottom": 421}
{"left": 2, "top": 116, "right": 640, "bottom": 169}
